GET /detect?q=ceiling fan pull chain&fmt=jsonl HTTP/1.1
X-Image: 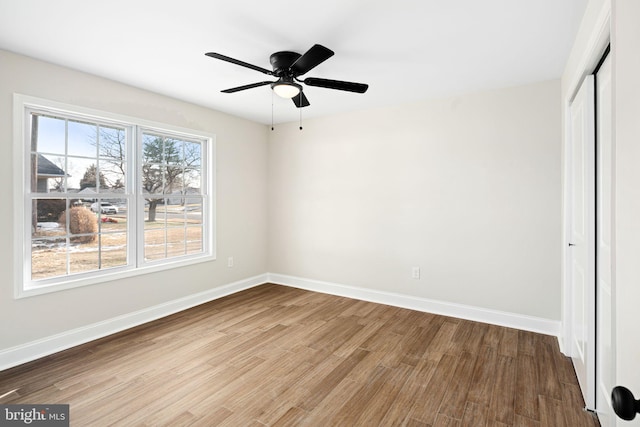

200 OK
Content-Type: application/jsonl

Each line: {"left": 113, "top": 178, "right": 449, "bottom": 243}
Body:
{"left": 299, "top": 105, "right": 303, "bottom": 130}
{"left": 271, "top": 91, "right": 275, "bottom": 131}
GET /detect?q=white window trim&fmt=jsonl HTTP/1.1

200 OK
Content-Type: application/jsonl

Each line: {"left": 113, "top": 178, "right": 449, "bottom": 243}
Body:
{"left": 13, "top": 94, "right": 216, "bottom": 299}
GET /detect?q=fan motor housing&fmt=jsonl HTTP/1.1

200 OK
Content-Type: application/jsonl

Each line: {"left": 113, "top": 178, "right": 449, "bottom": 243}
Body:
{"left": 270, "top": 51, "right": 301, "bottom": 76}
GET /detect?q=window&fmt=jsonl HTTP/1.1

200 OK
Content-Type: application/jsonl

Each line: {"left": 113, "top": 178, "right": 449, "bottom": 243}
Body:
{"left": 14, "top": 95, "right": 215, "bottom": 297}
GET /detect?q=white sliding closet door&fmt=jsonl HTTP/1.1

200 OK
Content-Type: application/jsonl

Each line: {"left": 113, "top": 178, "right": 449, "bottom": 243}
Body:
{"left": 568, "top": 74, "right": 596, "bottom": 410}
{"left": 595, "top": 53, "right": 615, "bottom": 426}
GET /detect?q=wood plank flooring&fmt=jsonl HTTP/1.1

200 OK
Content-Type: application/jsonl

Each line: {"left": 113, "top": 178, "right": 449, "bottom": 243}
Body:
{"left": 0, "top": 284, "right": 600, "bottom": 426}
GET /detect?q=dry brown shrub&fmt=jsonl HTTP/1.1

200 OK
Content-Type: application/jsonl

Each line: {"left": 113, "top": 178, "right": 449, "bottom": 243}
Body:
{"left": 58, "top": 207, "right": 98, "bottom": 243}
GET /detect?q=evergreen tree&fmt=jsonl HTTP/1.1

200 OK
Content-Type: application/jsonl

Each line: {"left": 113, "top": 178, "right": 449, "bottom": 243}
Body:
{"left": 79, "top": 164, "right": 107, "bottom": 190}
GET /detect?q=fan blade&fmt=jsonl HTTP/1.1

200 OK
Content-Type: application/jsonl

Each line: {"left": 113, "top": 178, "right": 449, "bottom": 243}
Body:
{"left": 290, "top": 44, "right": 334, "bottom": 76}
{"left": 303, "top": 77, "right": 369, "bottom": 93}
{"left": 292, "top": 92, "right": 310, "bottom": 108}
{"left": 205, "top": 52, "right": 273, "bottom": 75}
{"left": 221, "top": 81, "right": 274, "bottom": 93}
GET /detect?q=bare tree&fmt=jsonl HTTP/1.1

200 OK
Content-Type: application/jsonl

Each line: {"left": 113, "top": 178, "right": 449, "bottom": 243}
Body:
{"left": 94, "top": 126, "right": 126, "bottom": 189}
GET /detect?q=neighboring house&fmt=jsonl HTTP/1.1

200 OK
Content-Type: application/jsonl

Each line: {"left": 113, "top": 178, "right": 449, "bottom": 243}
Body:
{"left": 36, "top": 154, "right": 66, "bottom": 192}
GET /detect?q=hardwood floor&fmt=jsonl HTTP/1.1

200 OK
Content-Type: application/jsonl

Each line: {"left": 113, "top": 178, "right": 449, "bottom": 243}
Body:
{"left": 1, "top": 284, "right": 600, "bottom": 426}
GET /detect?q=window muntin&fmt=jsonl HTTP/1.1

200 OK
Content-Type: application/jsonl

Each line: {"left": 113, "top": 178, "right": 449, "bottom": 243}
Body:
{"left": 17, "top": 97, "right": 214, "bottom": 297}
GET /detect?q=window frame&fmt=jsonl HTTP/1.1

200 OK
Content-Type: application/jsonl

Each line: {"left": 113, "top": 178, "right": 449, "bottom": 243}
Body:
{"left": 13, "top": 94, "right": 216, "bottom": 299}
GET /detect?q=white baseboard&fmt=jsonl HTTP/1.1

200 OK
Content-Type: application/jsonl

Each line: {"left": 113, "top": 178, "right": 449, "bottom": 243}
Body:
{"left": 267, "top": 273, "right": 561, "bottom": 338}
{"left": 0, "top": 274, "right": 268, "bottom": 371}
{"left": 2, "top": 272, "right": 562, "bottom": 371}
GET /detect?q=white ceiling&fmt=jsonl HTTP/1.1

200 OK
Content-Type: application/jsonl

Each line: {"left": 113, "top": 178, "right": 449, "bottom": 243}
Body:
{"left": 0, "top": 0, "right": 587, "bottom": 125}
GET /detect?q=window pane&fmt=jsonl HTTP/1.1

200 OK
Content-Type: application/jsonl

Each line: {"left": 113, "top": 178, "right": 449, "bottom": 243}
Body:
{"left": 98, "top": 199, "right": 127, "bottom": 267}
{"left": 183, "top": 142, "right": 201, "bottom": 167}
{"left": 32, "top": 244, "right": 67, "bottom": 280}
{"left": 166, "top": 200, "right": 186, "bottom": 227}
{"left": 97, "top": 198, "right": 128, "bottom": 270}
{"left": 145, "top": 198, "right": 166, "bottom": 224}
{"left": 142, "top": 134, "right": 164, "bottom": 164}
{"left": 33, "top": 198, "right": 67, "bottom": 225}
{"left": 68, "top": 120, "right": 97, "bottom": 158}
{"left": 101, "top": 232, "right": 127, "bottom": 268}
{"left": 142, "top": 164, "right": 164, "bottom": 194}
{"left": 98, "top": 126, "right": 127, "bottom": 190}
{"left": 33, "top": 154, "right": 67, "bottom": 193}
{"left": 98, "top": 126, "right": 127, "bottom": 161}
{"left": 35, "top": 115, "right": 65, "bottom": 155}
{"left": 183, "top": 168, "right": 201, "bottom": 192}
{"left": 166, "top": 228, "right": 186, "bottom": 258}
{"left": 144, "top": 228, "right": 166, "bottom": 261}
{"left": 69, "top": 245, "right": 99, "bottom": 275}
{"left": 101, "top": 161, "right": 126, "bottom": 191}
{"left": 71, "top": 157, "right": 106, "bottom": 192}
{"left": 186, "top": 226, "right": 203, "bottom": 255}
{"left": 165, "top": 138, "right": 182, "bottom": 165}
{"left": 59, "top": 205, "right": 98, "bottom": 243}
{"left": 186, "top": 199, "right": 203, "bottom": 226}
{"left": 32, "top": 199, "right": 68, "bottom": 281}
{"left": 165, "top": 165, "right": 183, "bottom": 194}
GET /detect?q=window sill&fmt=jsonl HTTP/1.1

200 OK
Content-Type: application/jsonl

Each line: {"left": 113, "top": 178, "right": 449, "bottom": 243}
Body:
{"left": 16, "top": 254, "right": 216, "bottom": 299}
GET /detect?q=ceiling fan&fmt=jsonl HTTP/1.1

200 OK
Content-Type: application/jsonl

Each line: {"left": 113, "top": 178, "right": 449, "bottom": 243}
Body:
{"left": 205, "top": 44, "right": 369, "bottom": 108}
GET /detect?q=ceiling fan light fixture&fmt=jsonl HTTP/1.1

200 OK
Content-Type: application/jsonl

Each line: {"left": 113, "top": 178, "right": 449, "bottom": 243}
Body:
{"left": 272, "top": 81, "right": 301, "bottom": 99}
{"left": 207, "top": 44, "right": 368, "bottom": 109}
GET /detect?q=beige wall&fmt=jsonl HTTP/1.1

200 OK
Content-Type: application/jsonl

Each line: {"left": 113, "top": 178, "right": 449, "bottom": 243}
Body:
{"left": 0, "top": 48, "right": 565, "bottom": 357}
{"left": 0, "top": 50, "right": 269, "bottom": 349}
{"left": 268, "top": 80, "right": 562, "bottom": 319}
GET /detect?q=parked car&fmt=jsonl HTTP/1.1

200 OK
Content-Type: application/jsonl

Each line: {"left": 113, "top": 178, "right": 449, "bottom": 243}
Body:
{"left": 91, "top": 202, "right": 118, "bottom": 215}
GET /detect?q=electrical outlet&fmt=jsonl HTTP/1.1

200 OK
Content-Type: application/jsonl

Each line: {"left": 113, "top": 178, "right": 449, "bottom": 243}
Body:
{"left": 412, "top": 267, "right": 420, "bottom": 279}
{"left": 228, "top": 257, "right": 234, "bottom": 267}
